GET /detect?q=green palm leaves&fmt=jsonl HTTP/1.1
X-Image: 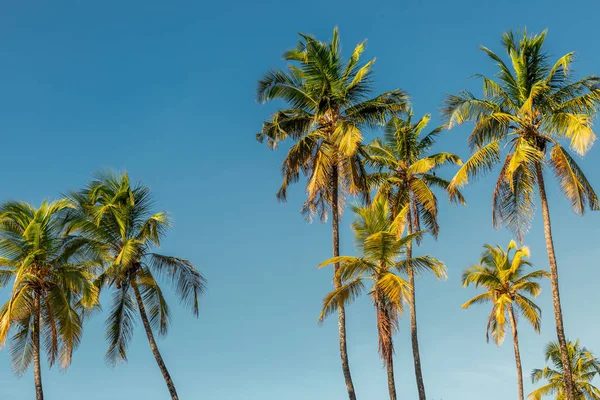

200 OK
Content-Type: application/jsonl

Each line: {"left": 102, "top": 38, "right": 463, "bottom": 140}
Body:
{"left": 70, "top": 172, "right": 205, "bottom": 374}
{"left": 257, "top": 26, "right": 408, "bottom": 219}
{"left": 0, "top": 200, "right": 100, "bottom": 399}
{"left": 443, "top": 30, "right": 600, "bottom": 238}
{"left": 529, "top": 340, "right": 600, "bottom": 400}
{"left": 462, "top": 241, "right": 547, "bottom": 344}
{"left": 367, "top": 111, "right": 464, "bottom": 236}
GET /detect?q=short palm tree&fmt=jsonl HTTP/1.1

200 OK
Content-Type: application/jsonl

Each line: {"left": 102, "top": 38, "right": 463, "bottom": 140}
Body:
{"left": 318, "top": 196, "right": 445, "bottom": 400}
{"left": 462, "top": 241, "right": 549, "bottom": 400}
{"left": 367, "top": 111, "right": 463, "bottom": 399}
{"left": 443, "top": 30, "right": 600, "bottom": 399}
{"left": 529, "top": 340, "right": 600, "bottom": 399}
{"left": 0, "top": 200, "right": 98, "bottom": 400}
{"left": 257, "top": 27, "right": 408, "bottom": 399}
{"left": 69, "top": 172, "right": 206, "bottom": 400}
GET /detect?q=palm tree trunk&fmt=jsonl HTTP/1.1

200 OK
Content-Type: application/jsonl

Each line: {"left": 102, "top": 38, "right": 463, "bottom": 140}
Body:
{"left": 331, "top": 165, "right": 357, "bottom": 400}
{"left": 507, "top": 306, "right": 524, "bottom": 400}
{"left": 132, "top": 281, "right": 179, "bottom": 400}
{"left": 33, "top": 291, "right": 44, "bottom": 400}
{"left": 407, "top": 205, "right": 426, "bottom": 400}
{"left": 377, "top": 301, "right": 397, "bottom": 400}
{"left": 385, "top": 349, "right": 397, "bottom": 400}
{"left": 535, "top": 163, "right": 576, "bottom": 400}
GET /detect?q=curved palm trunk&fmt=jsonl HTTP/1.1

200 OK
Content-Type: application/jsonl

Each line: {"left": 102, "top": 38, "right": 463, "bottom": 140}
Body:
{"left": 332, "top": 166, "right": 357, "bottom": 400}
{"left": 33, "top": 292, "right": 44, "bottom": 400}
{"left": 407, "top": 206, "right": 426, "bottom": 400}
{"left": 507, "top": 306, "right": 524, "bottom": 400}
{"left": 535, "top": 163, "right": 576, "bottom": 400}
{"left": 132, "top": 281, "right": 179, "bottom": 400}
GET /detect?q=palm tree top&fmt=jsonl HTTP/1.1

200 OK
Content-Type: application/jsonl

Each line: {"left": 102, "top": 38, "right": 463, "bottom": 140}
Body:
{"left": 529, "top": 340, "right": 600, "bottom": 399}
{"left": 256, "top": 27, "right": 409, "bottom": 222}
{"left": 462, "top": 240, "right": 548, "bottom": 345}
{"left": 68, "top": 172, "right": 206, "bottom": 366}
{"left": 443, "top": 29, "right": 600, "bottom": 238}
{"left": 0, "top": 199, "right": 99, "bottom": 375}
{"left": 257, "top": 27, "right": 408, "bottom": 140}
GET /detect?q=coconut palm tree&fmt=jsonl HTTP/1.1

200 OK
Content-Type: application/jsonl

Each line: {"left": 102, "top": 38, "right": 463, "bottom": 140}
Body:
{"left": 462, "top": 241, "right": 549, "bottom": 400}
{"left": 68, "top": 172, "right": 206, "bottom": 400}
{"left": 366, "top": 111, "right": 463, "bottom": 399}
{"left": 443, "top": 30, "right": 600, "bottom": 399}
{"left": 257, "top": 27, "right": 408, "bottom": 399}
{"left": 529, "top": 340, "right": 600, "bottom": 399}
{"left": 0, "top": 200, "right": 99, "bottom": 400}
{"left": 318, "top": 196, "right": 445, "bottom": 400}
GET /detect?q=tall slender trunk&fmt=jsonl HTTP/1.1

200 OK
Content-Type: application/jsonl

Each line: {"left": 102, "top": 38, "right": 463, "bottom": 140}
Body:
{"left": 377, "top": 302, "right": 397, "bottom": 400}
{"left": 535, "top": 163, "right": 575, "bottom": 400}
{"left": 33, "top": 291, "right": 44, "bottom": 400}
{"left": 508, "top": 305, "right": 524, "bottom": 400}
{"left": 331, "top": 165, "right": 357, "bottom": 400}
{"left": 407, "top": 204, "right": 426, "bottom": 400}
{"left": 385, "top": 349, "right": 397, "bottom": 400}
{"left": 132, "top": 281, "right": 179, "bottom": 400}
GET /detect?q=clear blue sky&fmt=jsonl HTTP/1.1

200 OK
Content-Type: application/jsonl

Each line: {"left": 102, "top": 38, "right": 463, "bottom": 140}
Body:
{"left": 1, "top": 0, "right": 599, "bottom": 399}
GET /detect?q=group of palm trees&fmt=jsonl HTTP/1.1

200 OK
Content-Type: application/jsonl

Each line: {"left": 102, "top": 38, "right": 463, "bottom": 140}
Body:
{"left": 257, "top": 27, "right": 600, "bottom": 399}
{"left": 1, "top": 25, "right": 598, "bottom": 400}
{"left": 0, "top": 173, "right": 205, "bottom": 400}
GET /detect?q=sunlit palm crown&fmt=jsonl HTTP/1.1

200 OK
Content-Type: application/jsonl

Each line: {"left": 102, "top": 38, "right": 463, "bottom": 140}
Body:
{"left": 68, "top": 172, "right": 206, "bottom": 364}
{"left": 443, "top": 30, "right": 600, "bottom": 238}
{"left": 318, "top": 196, "right": 445, "bottom": 363}
{"left": 367, "top": 111, "right": 464, "bottom": 237}
{"left": 462, "top": 241, "right": 548, "bottom": 345}
{"left": 257, "top": 27, "right": 408, "bottom": 220}
{"left": 529, "top": 340, "right": 600, "bottom": 400}
{"left": 0, "top": 200, "right": 98, "bottom": 374}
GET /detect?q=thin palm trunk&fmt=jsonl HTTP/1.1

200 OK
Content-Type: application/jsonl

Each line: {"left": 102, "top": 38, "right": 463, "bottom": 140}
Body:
{"left": 132, "top": 280, "right": 179, "bottom": 400}
{"left": 33, "top": 291, "right": 44, "bottom": 400}
{"left": 379, "top": 305, "right": 397, "bottom": 400}
{"left": 331, "top": 165, "right": 357, "bottom": 400}
{"left": 535, "top": 163, "right": 576, "bottom": 400}
{"left": 507, "top": 305, "right": 524, "bottom": 400}
{"left": 385, "top": 350, "right": 397, "bottom": 400}
{"left": 407, "top": 204, "right": 426, "bottom": 400}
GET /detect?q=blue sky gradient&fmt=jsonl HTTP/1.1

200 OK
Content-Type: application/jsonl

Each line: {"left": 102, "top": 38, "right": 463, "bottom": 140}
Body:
{"left": 1, "top": 0, "right": 599, "bottom": 399}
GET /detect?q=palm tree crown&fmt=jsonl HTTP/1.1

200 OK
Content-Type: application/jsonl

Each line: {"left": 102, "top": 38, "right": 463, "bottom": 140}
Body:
{"left": 367, "top": 110, "right": 464, "bottom": 233}
{"left": 444, "top": 29, "right": 600, "bottom": 238}
{"left": 529, "top": 340, "right": 600, "bottom": 399}
{"left": 462, "top": 241, "right": 547, "bottom": 344}
{"left": 69, "top": 172, "right": 206, "bottom": 364}
{"left": 257, "top": 26, "right": 408, "bottom": 219}
{"left": 0, "top": 200, "right": 98, "bottom": 400}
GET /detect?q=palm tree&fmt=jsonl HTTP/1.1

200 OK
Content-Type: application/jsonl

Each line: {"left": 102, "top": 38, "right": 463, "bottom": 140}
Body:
{"left": 529, "top": 340, "right": 600, "bottom": 399}
{"left": 0, "top": 200, "right": 99, "bottom": 400}
{"left": 257, "top": 27, "right": 408, "bottom": 399}
{"left": 69, "top": 172, "right": 206, "bottom": 400}
{"left": 462, "top": 241, "right": 549, "bottom": 400}
{"left": 366, "top": 111, "right": 463, "bottom": 399}
{"left": 443, "top": 30, "right": 600, "bottom": 399}
{"left": 318, "top": 196, "right": 445, "bottom": 400}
